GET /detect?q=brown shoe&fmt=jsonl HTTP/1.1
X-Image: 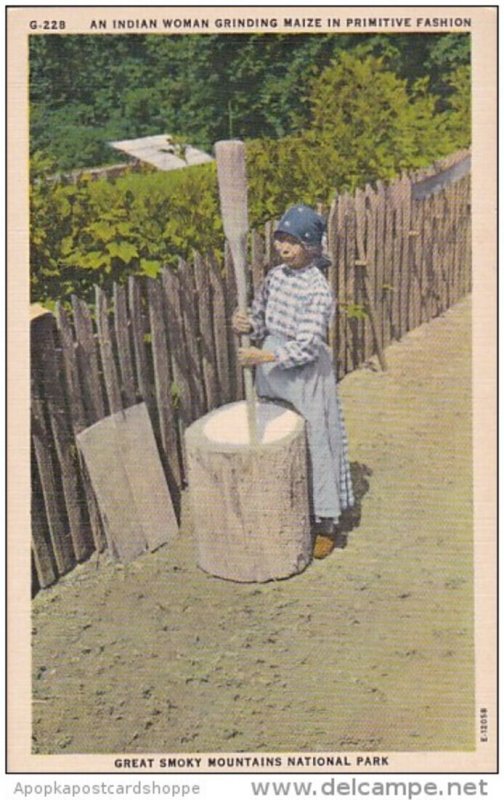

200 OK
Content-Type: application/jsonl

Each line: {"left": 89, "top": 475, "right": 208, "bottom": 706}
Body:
{"left": 313, "top": 534, "right": 335, "bottom": 559}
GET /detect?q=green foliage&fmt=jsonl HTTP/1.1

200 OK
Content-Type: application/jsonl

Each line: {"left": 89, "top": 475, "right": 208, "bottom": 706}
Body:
{"left": 30, "top": 33, "right": 350, "bottom": 168}
{"left": 29, "top": 33, "right": 470, "bottom": 171}
{"left": 246, "top": 51, "right": 465, "bottom": 216}
{"left": 421, "top": 34, "right": 471, "bottom": 102}
{"left": 306, "top": 53, "right": 454, "bottom": 189}
{"left": 31, "top": 161, "right": 222, "bottom": 304}
{"left": 170, "top": 381, "right": 183, "bottom": 410}
{"left": 341, "top": 303, "right": 368, "bottom": 321}
{"left": 30, "top": 48, "right": 471, "bottom": 306}
{"left": 442, "top": 65, "right": 471, "bottom": 147}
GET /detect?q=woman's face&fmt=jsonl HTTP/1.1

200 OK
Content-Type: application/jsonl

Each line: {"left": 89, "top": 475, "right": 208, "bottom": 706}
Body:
{"left": 274, "top": 233, "right": 312, "bottom": 269}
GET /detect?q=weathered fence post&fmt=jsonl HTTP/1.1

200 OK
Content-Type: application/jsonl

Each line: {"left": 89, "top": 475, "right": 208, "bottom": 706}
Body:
{"left": 113, "top": 282, "right": 137, "bottom": 408}
{"left": 147, "top": 277, "right": 182, "bottom": 508}
{"left": 31, "top": 307, "right": 89, "bottom": 580}
{"left": 56, "top": 302, "right": 106, "bottom": 554}
{"left": 193, "top": 252, "right": 220, "bottom": 413}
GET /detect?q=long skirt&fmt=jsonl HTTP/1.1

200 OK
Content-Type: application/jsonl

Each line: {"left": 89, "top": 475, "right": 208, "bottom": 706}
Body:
{"left": 255, "top": 335, "right": 354, "bottom": 522}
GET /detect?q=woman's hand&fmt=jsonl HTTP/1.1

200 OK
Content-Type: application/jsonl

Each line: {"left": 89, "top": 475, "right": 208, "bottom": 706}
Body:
{"left": 232, "top": 309, "right": 253, "bottom": 334}
{"left": 238, "top": 347, "right": 276, "bottom": 367}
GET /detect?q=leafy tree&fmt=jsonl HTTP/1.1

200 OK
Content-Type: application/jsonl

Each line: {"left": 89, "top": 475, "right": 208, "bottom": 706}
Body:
{"left": 30, "top": 47, "right": 471, "bottom": 306}
{"left": 442, "top": 65, "right": 471, "bottom": 147}
{"left": 246, "top": 51, "right": 461, "bottom": 218}
{"left": 30, "top": 158, "right": 223, "bottom": 305}
{"left": 29, "top": 33, "right": 470, "bottom": 171}
{"left": 423, "top": 34, "right": 471, "bottom": 103}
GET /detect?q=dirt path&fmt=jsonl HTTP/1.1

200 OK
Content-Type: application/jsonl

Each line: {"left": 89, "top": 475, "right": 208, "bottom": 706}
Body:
{"left": 32, "top": 297, "right": 473, "bottom": 756}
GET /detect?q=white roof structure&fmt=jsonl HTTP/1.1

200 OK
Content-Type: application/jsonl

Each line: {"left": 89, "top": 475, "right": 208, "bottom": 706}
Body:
{"left": 109, "top": 134, "right": 213, "bottom": 171}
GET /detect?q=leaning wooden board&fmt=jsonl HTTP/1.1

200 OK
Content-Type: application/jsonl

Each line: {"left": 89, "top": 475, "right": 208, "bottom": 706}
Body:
{"left": 77, "top": 402, "right": 178, "bottom": 563}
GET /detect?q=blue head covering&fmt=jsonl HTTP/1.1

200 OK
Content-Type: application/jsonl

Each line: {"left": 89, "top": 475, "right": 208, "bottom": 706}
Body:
{"left": 274, "top": 205, "right": 326, "bottom": 247}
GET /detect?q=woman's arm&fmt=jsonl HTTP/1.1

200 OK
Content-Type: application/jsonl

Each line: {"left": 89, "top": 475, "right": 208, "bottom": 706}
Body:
{"left": 237, "top": 346, "right": 276, "bottom": 366}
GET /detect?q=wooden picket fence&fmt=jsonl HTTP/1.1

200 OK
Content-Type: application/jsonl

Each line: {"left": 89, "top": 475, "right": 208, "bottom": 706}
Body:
{"left": 31, "top": 151, "right": 471, "bottom": 593}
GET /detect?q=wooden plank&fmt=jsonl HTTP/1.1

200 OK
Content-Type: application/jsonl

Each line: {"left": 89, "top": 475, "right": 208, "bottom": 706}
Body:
{"left": 264, "top": 219, "right": 275, "bottom": 267}
{"left": 31, "top": 458, "right": 57, "bottom": 589}
{"left": 382, "top": 185, "right": 395, "bottom": 345}
{"left": 31, "top": 304, "right": 52, "bottom": 322}
{"left": 454, "top": 179, "right": 463, "bottom": 297}
{"left": 462, "top": 175, "right": 472, "bottom": 296}
{"left": 430, "top": 193, "right": 441, "bottom": 316}
{"left": 128, "top": 276, "right": 156, "bottom": 421}
{"left": 415, "top": 197, "right": 427, "bottom": 324}
{"left": 95, "top": 285, "right": 122, "bottom": 415}
{"left": 251, "top": 230, "right": 266, "bottom": 293}
{"left": 393, "top": 178, "right": 404, "bottom": 337}
{"left": 78, "top": 456, "right": 107, "bottom": 554}
{"left": 461, "top": 175, "right": 471, "bottom": 297}
{"left": 31, "top": 400, "right": 74, "bottom": 575}
{"left": 32, "top": 558, "right": 40, "bottom": 597}
{"left": 399, "top": 176, "right": 413, "bottom": 334}
{"left": 448, "top": 181, "right": 457, "bottom": 302}
{"left": 456, "top": 175, "right": 468, "bottom": 295}
{"left": 224, "top": 244, "right": 243, "bottom": 401}
{"left": 408, "top": 229, "right": 420, "bottom": 332}
{"left": 55, "top": 303, "right": 87, "bottom": 432}
{"left": 363, "top": 188, "right": 374, "bottom": 360}
{"left": 409, "top": 201, "right": 422, "bottom": 331}
{"left": 344, "top": 196, "right": 358, "bottom": 371}
{"left": 56, "top": 303, "right": 106, "bottom": 553}
{"left": 444, "top": 186, "right": 455, "bottom": 305}
{"left": 354, "top": 188, "right": 369, "bottom": 361}
{"left": 431, "top": 193, "right": 441, "bottom": 318}
{"left": 147, "top": 278, "right": 182, "bottom": 495}
{"left": 465, "top": 175, "right": 472, "bottom": 293}
{"left": 352, "top": 187, "right": 387, "bottom": 372}
{"left": 424, "top": 194, "right": 436, "bottom": 321}
{"left": 447, "top": 184, "right": 456, "bottom": 305}
{"left": 77, "top": 404, "right": 178, "bottom": 563}
{"left": 119, "top": 403, "right": 178, "bottom": 551}
{"left": 433, "top": 192, "right": 443, "bottom": 315}
{"left": 336, "top": 193, "right": 349, "bottom": 378}
{"left": 77, "top": 412, "right": 147, "bottom": 563}
{"left": 439, "top": 189, "right": 451, "bottom": 312}
{"left": 417, "top": 196, "right": 428, "bottom": 323}
{"left": 31, "top": 313, "right": 91, "bottom": 562}
{"left": 326, "top": 198, "right": 339, "bottom": 368}
{"left": 354, "top": 189, "right": 366, "bottom": 262}
{"left": 71, "top": 295, "right": 105, "bottom": 423}
{"left": 398, "top": 176, "right": 410, "bottom": 337}
{"left": 193, "top": 253, "right": 220, "bottom": 411}
{"left": 113, "top": 283, "right": 137, "bottom": 408}
{"left": 161, "top": 267, "right": 193, "bottom": 426}
{"left": 374, "top": 181, "right": 387, "bottom": 353}
{"left": 209, "top": 255, "right": 232, "bottom": 403}
{"left": 178, "top": 258, "right": 206, "bottom": 418}
{"left": 390, "top": 181, "right": 403, "bottom": 339}
{"left": 364, "top": 184, "right": 378, "bottom": 352}
{"left": 31, "top": 541, "right": 55, "bottom": 591}
{"left": 360, "top": 269, "right": 387, "bottom": 371}
{"left": 442, "top": 186, "right": 453, "bottom": 308}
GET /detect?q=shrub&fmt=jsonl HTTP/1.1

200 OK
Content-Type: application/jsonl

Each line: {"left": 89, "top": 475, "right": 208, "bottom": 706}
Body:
{"left": 30, "top": 53, "right": 470, "bottom": 305}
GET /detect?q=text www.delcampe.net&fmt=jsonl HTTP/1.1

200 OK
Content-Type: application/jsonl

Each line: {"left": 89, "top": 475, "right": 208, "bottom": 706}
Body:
{"left": 250, "top": 779, "right": 490, "bottom": 798}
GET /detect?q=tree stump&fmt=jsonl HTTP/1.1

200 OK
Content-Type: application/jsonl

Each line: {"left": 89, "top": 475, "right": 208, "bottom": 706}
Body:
{"left": 185, "top": 400, "right": 312, "bottom": 582}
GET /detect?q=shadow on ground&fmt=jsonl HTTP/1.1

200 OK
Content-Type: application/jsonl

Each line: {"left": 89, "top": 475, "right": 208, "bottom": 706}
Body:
{"left": 334, "top": 461, "right": 373, "bottom": 548}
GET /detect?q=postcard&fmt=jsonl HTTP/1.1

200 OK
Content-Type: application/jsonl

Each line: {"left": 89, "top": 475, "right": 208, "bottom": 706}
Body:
{"left": 6, "top": 3, "right": 498, "bottom": 787}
